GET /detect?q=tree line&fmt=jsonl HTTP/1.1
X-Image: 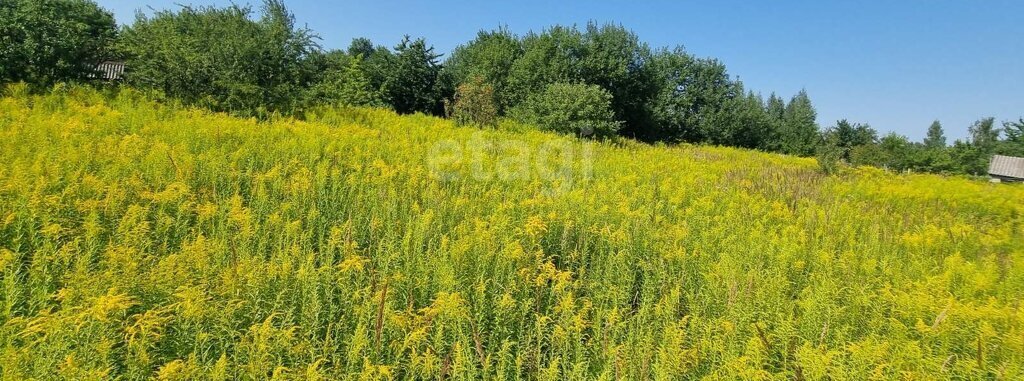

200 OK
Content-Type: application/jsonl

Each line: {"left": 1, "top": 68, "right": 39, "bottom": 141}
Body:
{"left": 2, "top": 0, "right": 1021, "bottom": 176}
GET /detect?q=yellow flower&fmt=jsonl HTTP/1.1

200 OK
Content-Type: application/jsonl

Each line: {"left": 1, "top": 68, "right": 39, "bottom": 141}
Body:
{"left": 524, "top": 215, "right": 547, "bottom": 237}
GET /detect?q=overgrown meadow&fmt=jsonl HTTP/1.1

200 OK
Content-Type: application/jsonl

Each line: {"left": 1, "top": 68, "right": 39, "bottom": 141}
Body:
{"left": 1, "top": 86, "right": 1022, "bottom": 380}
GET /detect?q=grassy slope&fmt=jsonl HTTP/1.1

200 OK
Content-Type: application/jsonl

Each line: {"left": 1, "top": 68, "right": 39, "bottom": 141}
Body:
{"left": 1, "top": 86, "right": 1022, "bottom": 379}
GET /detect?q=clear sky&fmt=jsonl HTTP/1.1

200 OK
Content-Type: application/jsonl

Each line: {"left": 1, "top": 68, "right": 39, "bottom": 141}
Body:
{"left": 98, "top": 0, "right": 1023, "bottom": 141}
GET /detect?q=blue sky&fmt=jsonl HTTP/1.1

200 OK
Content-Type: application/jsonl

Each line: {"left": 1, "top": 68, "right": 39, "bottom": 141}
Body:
{"left": 98, "top": 0, "right": 1023, "bottom": 141}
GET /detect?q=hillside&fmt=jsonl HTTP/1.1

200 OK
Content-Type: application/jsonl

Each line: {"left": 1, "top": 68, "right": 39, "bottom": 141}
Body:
{"left": 1, "top": 87, "right": 1022, "bottom": 379}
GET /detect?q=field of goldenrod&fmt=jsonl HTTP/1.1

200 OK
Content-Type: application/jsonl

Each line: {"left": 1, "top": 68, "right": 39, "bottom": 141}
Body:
{"left": 1, "top": 85, "right": 1022, "bottom": 380}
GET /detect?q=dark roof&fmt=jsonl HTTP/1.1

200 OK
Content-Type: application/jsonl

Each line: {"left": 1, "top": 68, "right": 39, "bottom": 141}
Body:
{"left": 90, "top": 61, "right": 125, "bottom": 81}
{"left": 988, "top": 155, "right": 1024, "bottom": 179}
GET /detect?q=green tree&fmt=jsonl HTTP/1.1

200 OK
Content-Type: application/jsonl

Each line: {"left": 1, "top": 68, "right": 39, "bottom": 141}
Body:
{"left": 347, "top": 37, "right": 376, "bottom": 58}
{"left": 763, "top": 93, "right": 787, "bottom": 152}
{"left": 851, "top": 133, "right": 912, "bottom": 170}
{"left": 120, "top": 0, "right": 316, "bottom": 115}
{"left": 705, "top": 89, "right": 774, "bottom": 150}
{"left": 923, "top": 120, "right": 946, "bottom": 149}
{"left": 999, "top": 118, "right": 1024, "bottom": 156}
{"left": 382, "top": 36, "right": 443, "bottom": 115}
{"left": 442, "top": 28, "right": 522, "bottom": 114}
{"left": 949, "top": 118, "right": 1000, "bottom": 175}
{"left": 304, "top": 54, "right": 383, "bottom": 107}
{"left": 969, "top": 117, "right": 1000, "bottom": 148}
{"left": 346, "top": 38, "right": 392, "bottom": 99}
{"left": 737, "top": 91, "right": 774, "bottom": 150}
{"left": 780, "top": 90, "right": 820, "bottom": 156}
{"left": 647, "top": 47, "right": 739, "bottom": 143}
{"left": 849, "top": 144, "right": 887, "bottom": 168}
{"left": 824, "top": 119, "right": 877, "bottom": 162}
{"left": 506, "top": 26, "right": 585, "bottom": 108}
{"left": 0, "top": 0, "right": 117, "bottom": 87}
{"left": 511, "top": 82, "right": 620, "bottom": 139}
{"left": 579, "top": 22, "right": 658, "bottom": 139}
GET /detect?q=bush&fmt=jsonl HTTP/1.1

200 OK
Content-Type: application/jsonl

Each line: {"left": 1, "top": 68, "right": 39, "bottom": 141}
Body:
{"left": 119, "top": 0, "right": 316, "bottom": 116}
{"left": 816, "top": 140, "right": 843, "bottom": 175}
{"left": 451, "top": 75, "right": 498, "bottom": 127}
{"left": 0, "top": 0, "right": 117, "bottom": 87}
{"left": 511, "top": 82, "right": 620, "bottom": 139}
{"left": 303, "top": 55, "right": 383, "bottom": 108}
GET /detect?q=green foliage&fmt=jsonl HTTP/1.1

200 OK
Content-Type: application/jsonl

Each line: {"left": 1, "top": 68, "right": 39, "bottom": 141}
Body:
{"left": 451, "top": 75, "right": 499, "bottom": 127}
{"left": 1001, "top": 118, "right": 1024, "bottom": 157}
{"left": 506, "top": 26, "right": 585, "bottom": 108}
{"left": 815, "top": 136, "right": 844, "bottom": 175}
{"left": 118, "top": 0, "right": 316, "bottom": 116}
{"left": 0, "top": 0, "right": 117, "bottom": 87}
{"left": 969, "top": 117, "right": 1000, "bottom": 149}
{"left": 780, "top": 90, "right": 820, "bottom": 156}
{"left": 822, "top": 119, "right": 878, "bottom": 162}
{"left": 7, "top": 0, "right": 1022, "bottom": 182}
{"left": 716, "top": 90, "right": 776, "bottom": 150}
{"left": 951, "top": 118, "right": 1002, "bottom": 175}
{"left": 647, "top": 47, "right": 739, "bottom": 143}
{"left": 577, "top": 23, "right": 658, "bottom": 137}
{"left": 924, "top": 120, "right": 947, "bottom": 149}
{"left": 442, "top": 28, "right": 522, "bottom": 114}
{"left": 511, "top": 82, "right": 620, "bottom": 138}
{"left": 382, "top": 36, "right": 443, "bottom": 115}
{"left": 764, "top": 93, "right": 787, "bottom": 151}
{"left": 304, "top": 54, "right": 383, "bottom": 108}
{"left": 851, "top": 133, "right": 912, "bottom": 170}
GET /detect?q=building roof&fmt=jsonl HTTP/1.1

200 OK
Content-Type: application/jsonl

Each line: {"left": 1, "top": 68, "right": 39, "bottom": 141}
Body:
{"left": 90, "top": 61, "right": 125, "bottom": 81}
{"left": 988, "top": 155, "right": 1024, "bottom": 179}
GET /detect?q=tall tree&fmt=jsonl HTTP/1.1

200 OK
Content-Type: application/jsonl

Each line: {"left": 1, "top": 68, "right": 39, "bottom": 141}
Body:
{"left": 761, "top": 93, "right": 787, "bottom": 152}
{"left": 950, "top": 117, "right": 1000, "bottom": 175}
{"left": 347, "top": 37, "right": 376, "bottom": 58}
{"left": 506, "top": 26, "right": 585, "bottom": 108}
{"left": 579, "top": 22, "right": 658, "bottom": 138}
{"left": 120, "top": 0, "right": 316, "bottom": 115}
{"left": 1001, "top": 118, "right": 1024, "bottom": 156}
{"left": 823, "top": 119, "right": 877, "bottom": 162}
{"left": 346, "top": 38, "right": 392, "bottom": 98}
{"left": 647, "top": 47, "right": 740, "bottom": 143}
{"left": 969, "top": 117, "right": 1000, "bottom": 149}
{"left": 0, "top": 0, "right": 117, "bottom": 87}
{"left": 721, "top": 90, "right": 774, "bottom": 150}
{"left": 442, "top": 27, "right": 522, "bottom": 114}
{"left": 923, "top": 120, "right": 947, "bottom": 149}
{"left": 382, "top": 36, "right": 443, "bottom": 115}
{"left": 780, "top": 90, "right": 820, "bottom": 156}
{"left": 303, "top": 54, "right": 383, "bottom": 108}
{"left": 766, "top": 93, "right": 786, "bottom": 122}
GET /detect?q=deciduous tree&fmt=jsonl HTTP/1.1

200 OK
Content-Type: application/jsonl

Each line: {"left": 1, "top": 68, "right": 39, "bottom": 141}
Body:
{"left": 0, "top": 0, "right": 117, "bottom": 87}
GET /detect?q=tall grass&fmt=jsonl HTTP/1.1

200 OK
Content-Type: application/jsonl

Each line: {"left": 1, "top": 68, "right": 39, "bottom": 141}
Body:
{"left": 1, "top": 84, "right": 1022, "bottom": 379}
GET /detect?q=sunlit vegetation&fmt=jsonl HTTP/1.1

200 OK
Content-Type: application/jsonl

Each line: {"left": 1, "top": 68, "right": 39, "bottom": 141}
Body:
{"left": 1, "top": 85, "right": 1022, "bottom": 379}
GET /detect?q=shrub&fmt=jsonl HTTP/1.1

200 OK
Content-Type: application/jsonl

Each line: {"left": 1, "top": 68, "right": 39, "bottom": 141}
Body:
{"left": 451, "top": 75, "right": 498, "bottom": 127}
{"left": 119, "top": 0, "right": 316, "bottom": 116}
{"left": 303, "top": 55, "right": 383, "bottom": 108}
{"left": 511, "top": 82, "right": 620, "bottom": 139}
{"left": 816, "top": 140, "right": 843, "bottom": 175}
{"left": 0, "top": 0, "right": 117, "bottom": 87}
